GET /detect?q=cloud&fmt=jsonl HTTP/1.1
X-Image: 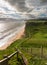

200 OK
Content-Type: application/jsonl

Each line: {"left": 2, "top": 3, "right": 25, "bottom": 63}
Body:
{"left": 41, "top": 0, "right": 47, "bottom": 4}
{"left": 28, "top": 6, "right": 47, "bottom": 18}
{"left": 0, "top": 0, "right": 47, "bottom": 19}
{"left": 5, "top": 0, "right": 29, "bottom": 12}
{"left": 0, "top": 0, "right": 24, "bottom": 19}
{"left": 6, "top": 0, "right": 47, "bottom": 12}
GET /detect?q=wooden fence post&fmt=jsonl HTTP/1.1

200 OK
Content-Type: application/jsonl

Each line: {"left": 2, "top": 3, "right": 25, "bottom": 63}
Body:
{"left": 41, "top": 46, "right": 43, "bottom": 58}
{"left": 31, "top": 47, "right": 32, "bottom": 54}
{"left": 17, "top": 51, "right": 19, "bottom": 61}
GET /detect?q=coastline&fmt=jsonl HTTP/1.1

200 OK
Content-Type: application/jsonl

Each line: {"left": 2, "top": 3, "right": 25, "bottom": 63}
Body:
{"left": 0, "top": 25, "right": 25, "bottom": 50}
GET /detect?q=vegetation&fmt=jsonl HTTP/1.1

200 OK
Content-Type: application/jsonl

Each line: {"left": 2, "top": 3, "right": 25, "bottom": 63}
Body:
{"left": 0, "top": 19, "right": 47, "bottom": 65}
{"left": 25, "top": 20, "right": 47, "bottom": 38}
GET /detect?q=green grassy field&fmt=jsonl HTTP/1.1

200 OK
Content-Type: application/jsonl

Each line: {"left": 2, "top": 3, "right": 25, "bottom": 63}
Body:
{"left": 0, "top": 19, "right": 47, "bottom": 65}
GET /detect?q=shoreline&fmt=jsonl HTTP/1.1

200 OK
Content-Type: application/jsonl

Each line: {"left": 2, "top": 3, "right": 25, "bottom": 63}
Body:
{"left": 0, "top": 25, "right": 25, "bottom": 50}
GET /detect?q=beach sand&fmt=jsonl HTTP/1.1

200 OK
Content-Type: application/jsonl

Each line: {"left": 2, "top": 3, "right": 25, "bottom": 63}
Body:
{"left": 0, "top": 26, "right": 25, "bottom": 50}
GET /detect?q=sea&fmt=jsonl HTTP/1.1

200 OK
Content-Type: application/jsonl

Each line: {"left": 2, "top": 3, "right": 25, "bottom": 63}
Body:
{"left": 0, "top": 19, "right": 25, "bottom": 47}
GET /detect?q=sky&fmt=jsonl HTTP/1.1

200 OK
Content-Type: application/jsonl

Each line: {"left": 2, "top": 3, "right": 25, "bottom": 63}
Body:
{"left": 0, "top": 0, "right": 47, "bottom": 19}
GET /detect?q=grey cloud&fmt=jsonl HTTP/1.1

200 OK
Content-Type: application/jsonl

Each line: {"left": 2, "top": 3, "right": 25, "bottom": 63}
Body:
{"left": 26, "top": 0, "right": 47, "bottom": 7}
{"left": 26, "top": 0, "right": 41, "bottom": 6}
{"left": 41, "top": 0, "right": 47, "bottom": 3}
{"left": 5, "top": 0, "right": 29, "bottom": 12}
{"left": 5, "top": 0, "right": 47, "bottom": 19}
{"left": 5, "top": 0, "right": 47, "bottom": 12}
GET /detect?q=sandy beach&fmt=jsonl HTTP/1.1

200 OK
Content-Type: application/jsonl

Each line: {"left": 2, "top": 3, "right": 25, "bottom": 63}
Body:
{"left": 0, "top": 25, "right": 25, "bottom": 50}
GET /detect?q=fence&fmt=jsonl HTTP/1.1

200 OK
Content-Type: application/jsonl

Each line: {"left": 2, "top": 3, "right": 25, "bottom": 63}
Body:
{"left": 20, "top": 46, "right": 47, "bottom": 59}
{"left": 0, "top": 49, "right": 28, "bottom": 65}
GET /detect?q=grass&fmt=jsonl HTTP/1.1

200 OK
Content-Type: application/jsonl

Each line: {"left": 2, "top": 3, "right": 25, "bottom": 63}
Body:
{"left": 17, "top": 38, "right": 47, "bottom": 65}
{"left": 18, "top": 20, "right": 47, "bottom": 65}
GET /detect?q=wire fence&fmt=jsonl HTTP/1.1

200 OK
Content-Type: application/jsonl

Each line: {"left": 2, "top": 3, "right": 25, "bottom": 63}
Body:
{"left": 20, "top": 46, "right": 47, "bottom": 59}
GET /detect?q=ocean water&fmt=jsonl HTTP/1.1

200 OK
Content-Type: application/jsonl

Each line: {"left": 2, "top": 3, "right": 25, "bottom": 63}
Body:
{"left": 0, "top": 20, "right": 25, "bottom": 47}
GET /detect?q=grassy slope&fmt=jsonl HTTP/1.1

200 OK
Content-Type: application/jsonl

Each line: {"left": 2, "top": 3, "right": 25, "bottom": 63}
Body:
{"left": 19, "top": 20, "right": 47, "bottom": 65}
{"left": 18, "top": 20, "right": 47, "bottom": 65}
